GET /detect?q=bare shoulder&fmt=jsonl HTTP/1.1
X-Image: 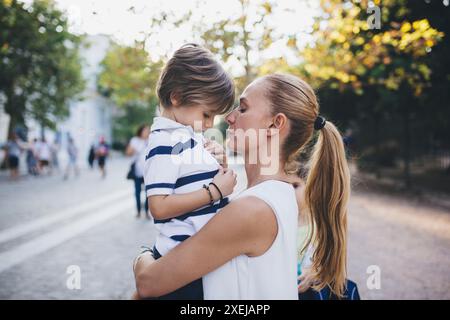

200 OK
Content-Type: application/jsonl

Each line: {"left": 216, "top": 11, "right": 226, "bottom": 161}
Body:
{"left": 221, "top": 195, "right": 276, "bottom": 223}
{"left": 218, "top": 196, "right": 277, "bottom": 257}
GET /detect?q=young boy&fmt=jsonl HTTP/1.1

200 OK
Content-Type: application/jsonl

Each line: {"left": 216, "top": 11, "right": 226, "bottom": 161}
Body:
{"left": 140, "top": 43, "right": 237, "bottom": 299}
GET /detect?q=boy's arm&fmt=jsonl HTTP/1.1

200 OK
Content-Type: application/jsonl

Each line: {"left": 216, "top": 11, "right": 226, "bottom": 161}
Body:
{"left": 148, "top": 187, "right": 221, "bottom": 220}
{"left": 148, "top": 167, "right": 236, "bottom": 220}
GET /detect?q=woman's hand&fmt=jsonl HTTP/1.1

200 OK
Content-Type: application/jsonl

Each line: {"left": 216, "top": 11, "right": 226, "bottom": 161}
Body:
{"left": 133, "top": 251, "right": 156, "bottom": 298}
{"left": 298, "top": 267, "right": 315, "bottom": 293}
{"left": 204, "top": 138, "right": 228, "bottom": 168}
{"left": 133, "top": 251, "right": 155, "bottom": 275}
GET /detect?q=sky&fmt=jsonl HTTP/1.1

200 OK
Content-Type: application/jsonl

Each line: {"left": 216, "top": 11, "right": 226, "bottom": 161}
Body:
{"left": 22, "top": 0, "right": 320, "bottom": 70}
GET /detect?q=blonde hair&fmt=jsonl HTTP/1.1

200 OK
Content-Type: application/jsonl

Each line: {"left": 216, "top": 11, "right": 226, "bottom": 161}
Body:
{"left": 262, "top": 73, "right": 350, "bottom": 298}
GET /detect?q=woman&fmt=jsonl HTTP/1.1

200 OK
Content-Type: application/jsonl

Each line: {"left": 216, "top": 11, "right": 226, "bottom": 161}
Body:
{"left": 63, "top": 137, "right": 79, "bottom": 180}
{"left": 133, "top": 74, "right": 350, "bottom": 299}
{"left": 88, "top": 144, "right": 96, "bottom": 169}
{"left": 126, "top": 124, "right": 150, "bottom": 218}
{"left": 5, "top": 133, "right": 23, "bottom": 180}
{"left": 96, "top": 136, "right": 109, "bottom": 179}
{"left": 26, "top": 138, "right": 39, "bottom": 176}
{"left": 36, "top": 137, "right": 52, "bottom": 175}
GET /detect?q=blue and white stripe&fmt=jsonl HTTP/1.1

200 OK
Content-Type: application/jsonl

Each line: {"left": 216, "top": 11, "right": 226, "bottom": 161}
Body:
{"left": 143, "top": 117, "right": 229, "bottom": 256}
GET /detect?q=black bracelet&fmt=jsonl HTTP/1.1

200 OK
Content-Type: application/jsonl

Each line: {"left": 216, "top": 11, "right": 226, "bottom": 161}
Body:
{"left": 140, "top": 245, "right": 153, "bottom": 255}
{"left": 203, "top": 184, "right": 214, "bottom": 206}
{"left": 209, "top": 182, "right": 223, "bottom": 201}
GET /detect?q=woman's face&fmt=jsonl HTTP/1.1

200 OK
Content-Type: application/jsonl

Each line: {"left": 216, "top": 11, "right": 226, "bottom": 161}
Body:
{"left": 225, "top": 79, "right": 274, "bottom": 156}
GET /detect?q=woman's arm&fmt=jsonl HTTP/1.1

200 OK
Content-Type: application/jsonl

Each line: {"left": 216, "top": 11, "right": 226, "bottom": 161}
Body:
{"left": 125, "top": 143, "right": 135, "bottom": 156}
{"left": 134, "top": 196, "right": 277, "bottom": 298}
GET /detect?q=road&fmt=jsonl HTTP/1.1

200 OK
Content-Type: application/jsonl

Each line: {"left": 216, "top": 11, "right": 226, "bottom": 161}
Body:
{"left": 0, "top": 156, "right": 449, "bottom": 299}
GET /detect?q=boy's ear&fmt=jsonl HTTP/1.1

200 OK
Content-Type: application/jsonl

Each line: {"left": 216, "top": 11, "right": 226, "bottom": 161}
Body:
{"left": 170, "top": 92, "right": 181, "bottom": 107}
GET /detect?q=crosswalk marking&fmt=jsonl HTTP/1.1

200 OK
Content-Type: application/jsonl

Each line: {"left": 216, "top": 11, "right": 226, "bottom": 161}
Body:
{"left": 0, "top": 197, "right": 134, "bottom": 273}
{"left": 0, "top": 189, "right": 130, "bottom": 245}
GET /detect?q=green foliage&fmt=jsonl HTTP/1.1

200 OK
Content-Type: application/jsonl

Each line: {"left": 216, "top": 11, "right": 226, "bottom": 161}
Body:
{"left": 97, "top": 42, "right": 163, "bottom": 145}
{"left": 0, "top": 0, "right": 85, "bottom": 134}
{"left": 288, "top": 0, "right": 449, "bottom": 186}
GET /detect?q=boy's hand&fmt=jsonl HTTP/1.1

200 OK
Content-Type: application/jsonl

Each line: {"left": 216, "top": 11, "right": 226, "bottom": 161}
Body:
{"left": 204, "top": 139, "right": 228, "bottom": 169}
{"left": 212, "top": 166, "right": 237, "bottom": 199}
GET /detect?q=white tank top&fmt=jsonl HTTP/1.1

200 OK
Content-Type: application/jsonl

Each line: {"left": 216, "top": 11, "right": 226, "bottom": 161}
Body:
{"left": 203, "top": 180, "right": 299, "bottom": 300}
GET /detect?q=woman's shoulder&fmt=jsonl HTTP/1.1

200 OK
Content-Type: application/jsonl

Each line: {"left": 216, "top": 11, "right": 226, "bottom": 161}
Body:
{"left": 217, "top": 196, "right": 278, "bottom": 254}
{"left": 220, "top": 195, "right": 276, "bottom": 227}
{"left": 243, "top": 180, "right": 297, "bottom": 199}
{"left": 241, "top": 180, "right": 299, "bottom": 220}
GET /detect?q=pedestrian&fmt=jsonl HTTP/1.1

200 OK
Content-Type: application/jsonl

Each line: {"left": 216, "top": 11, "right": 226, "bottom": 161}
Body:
{"left": 88, "top": 144, "right": 96, "bottom": 169}
{"left": 36, "top": 137, "right": 52, "bottom": 175}
{"left": 63, "top": 136, "right": 79, "bottom": 180}
{"left": 26, "top": 138, "right": 39, "bottom": 176}
{"left": 126, "top": 124, "right": 150, "bottom": 218}
{"left": 5, "top": 132, "right": 24, "bottom": 180}
{"left": 50, "top": 138, "right": 60, "bottom": 174}
{"left": 96, "top": 136, "right": 109, "bottom": 178}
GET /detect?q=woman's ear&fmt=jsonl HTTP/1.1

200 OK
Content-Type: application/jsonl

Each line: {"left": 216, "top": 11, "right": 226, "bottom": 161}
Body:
{"left": 267, "top": 113, "right": 288, "bottom": 137}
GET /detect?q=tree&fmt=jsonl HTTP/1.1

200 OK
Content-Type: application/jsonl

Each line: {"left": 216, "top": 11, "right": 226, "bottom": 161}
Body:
{"left": 97, "top": 42, "right": 163, "bottom": 145}
{"left": 292, "top": 0, "right": 445, "bottom": 187}
{"left": 197, "top": 0, "right": 277, "bottom": 91}
{"left": 0, "top": 0, "right": 85, "bottom": 138}
{"left": 146, "top": 0, "right": 279, "bottom": 92}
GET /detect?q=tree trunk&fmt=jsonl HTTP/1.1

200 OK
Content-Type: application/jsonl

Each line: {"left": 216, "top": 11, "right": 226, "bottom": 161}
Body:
{"left": 240, "top": 0, "right": 252, "bottom": 84}
{"left": 4, "top": 83, "right": 26, "bottom": 140}
{"left": 374, "top": 115, "right": 381, "bottom": 179}
{"left": 403, "top": 108, "right": 412, "bottom": 189}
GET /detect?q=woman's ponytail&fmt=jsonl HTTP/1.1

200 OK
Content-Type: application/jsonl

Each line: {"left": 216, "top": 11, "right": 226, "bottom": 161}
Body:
{"left": 304, "top": 121, "right": 350, "bottom": 298}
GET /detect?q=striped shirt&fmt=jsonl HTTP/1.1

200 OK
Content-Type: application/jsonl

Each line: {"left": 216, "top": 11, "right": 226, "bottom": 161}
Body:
{"left": 143, "top": 116, "right": 229, "bottom": 256}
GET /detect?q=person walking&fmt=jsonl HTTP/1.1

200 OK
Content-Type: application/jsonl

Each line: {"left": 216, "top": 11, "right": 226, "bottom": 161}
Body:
{"left": 63, "top": 136, "right": 79, "bottom": 180}
{"left": 36, "top": 137, "right": 52, "bottom": 175}
{"left": 88, "top": 144, "right": 96, "bottom": 169}
{"left": 96, "top": 136, "right": 109, "bottom": 179}
{"left": 126, "top": 124, "right": 150, "bottom": 218}
{"left": 50, "top": 138, "right": 60, "bottom": 174}
{"left": 5, "top": 132, "right": 24, "bottom": 180}
{"left": 26, "top": 138, "right": 39, "bottom": 176}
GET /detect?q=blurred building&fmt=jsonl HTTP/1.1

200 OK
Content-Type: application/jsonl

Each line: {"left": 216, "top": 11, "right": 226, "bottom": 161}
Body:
{"left": 57, "top": 34, "right": 115, "bottom": 166}
{"left": 26, "top": 34, "right": 116, "bottom": 167}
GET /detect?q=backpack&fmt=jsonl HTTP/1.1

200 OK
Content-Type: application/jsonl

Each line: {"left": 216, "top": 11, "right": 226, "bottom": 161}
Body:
{"left": 298, "top": 279, "right": 360, "bottom": 300}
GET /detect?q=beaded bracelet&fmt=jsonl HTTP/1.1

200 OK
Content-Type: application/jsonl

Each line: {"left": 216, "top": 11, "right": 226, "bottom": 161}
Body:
{"left": 203, "top": 184, "right": 214, "bottom": 206}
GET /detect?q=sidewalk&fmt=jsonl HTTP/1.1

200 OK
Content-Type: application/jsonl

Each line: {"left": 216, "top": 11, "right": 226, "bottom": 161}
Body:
{"left": 0, "top": 156, "right": 449, "bottom": 299}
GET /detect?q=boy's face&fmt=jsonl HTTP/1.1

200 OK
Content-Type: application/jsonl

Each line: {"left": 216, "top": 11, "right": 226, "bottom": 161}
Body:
{"left": 173, "top": 104, "right": 217, "bottom": 132}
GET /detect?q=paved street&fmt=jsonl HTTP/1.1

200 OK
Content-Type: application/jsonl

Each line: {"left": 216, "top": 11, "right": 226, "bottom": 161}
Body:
{"left": 0, "top": 156, "right": 449, "bottom": 299}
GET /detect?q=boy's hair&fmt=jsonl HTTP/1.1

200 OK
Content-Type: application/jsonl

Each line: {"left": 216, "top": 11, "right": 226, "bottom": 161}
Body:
{"left": 156, "top": 43, "right": 235, "bottom": 115}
